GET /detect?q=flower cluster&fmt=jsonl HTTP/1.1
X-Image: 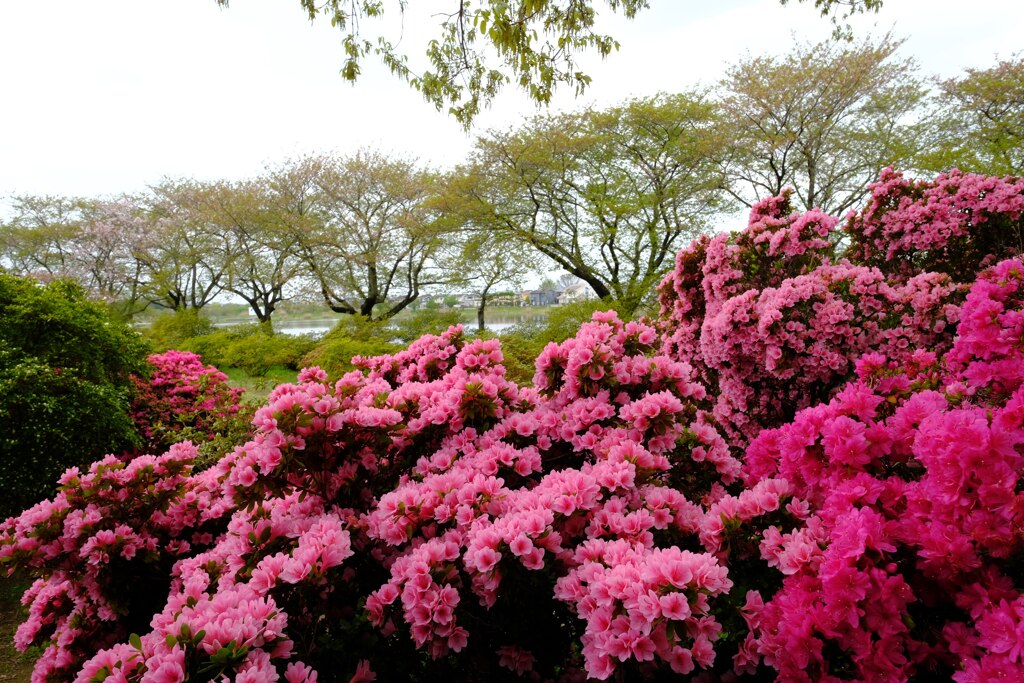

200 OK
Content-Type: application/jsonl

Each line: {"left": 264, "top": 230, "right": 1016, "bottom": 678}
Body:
{"left": 734, "top": 259, "right": 1024, "bottom": 681}
{"left": 846, "top": 167, "right": 1024, "bottom": 280}
{"left": 655, "top": 170, "right": 1023, "bottom": 442}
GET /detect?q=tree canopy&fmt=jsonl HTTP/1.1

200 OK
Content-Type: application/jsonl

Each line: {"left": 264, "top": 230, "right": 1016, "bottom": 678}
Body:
{"left": 718, "top": 35, "right": 925, "bottom": 215}
{"left": 452, "top": 92, "right": 729, "bottom": 312}
{"left": 213, "top": 0, "right": 886, "bottom": 126}
{"left": 920, "top": 54, "right": 1024, "bottom": 176}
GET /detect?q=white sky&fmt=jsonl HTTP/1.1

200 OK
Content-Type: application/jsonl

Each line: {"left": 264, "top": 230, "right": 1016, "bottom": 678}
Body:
{"left": 0, "top": 0, "right": 1021, "bottom": 203}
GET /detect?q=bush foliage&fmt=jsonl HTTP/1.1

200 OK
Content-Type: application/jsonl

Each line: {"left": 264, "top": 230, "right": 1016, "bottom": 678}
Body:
{"left": 0, "top": 275, "right": 146, "bottom": 517}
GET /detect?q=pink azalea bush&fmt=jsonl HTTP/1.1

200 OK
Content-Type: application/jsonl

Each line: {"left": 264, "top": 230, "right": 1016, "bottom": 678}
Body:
{"left": 130, "top": 350, "right": 250, "bottom": 460}
{"left": 0, "top": 442, "right": 227, "bottom": 682}
{"left": 2, "top": 169, "right": 1024, "bottom": 682}
{"left": 657, "top": 169, "right": 1024, "bottom": 444}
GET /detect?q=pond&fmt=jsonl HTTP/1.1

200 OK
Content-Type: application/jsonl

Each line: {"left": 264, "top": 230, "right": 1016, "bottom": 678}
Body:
{"left": 275, "top": 313, "right": 548, "bottom": 337}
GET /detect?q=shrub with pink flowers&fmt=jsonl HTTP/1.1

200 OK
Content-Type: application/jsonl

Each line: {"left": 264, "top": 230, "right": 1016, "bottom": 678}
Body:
{"left": 130, "top": 350, "right": 251, "bottom": 463}
{"left": 3, "top": 169, "right": 1024, "bottom": 683}
{"left": 657, "top": 168, "right": 1024, "bottom": 444}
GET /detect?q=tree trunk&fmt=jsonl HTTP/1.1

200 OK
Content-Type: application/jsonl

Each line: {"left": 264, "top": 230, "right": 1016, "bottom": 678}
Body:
{"left": 477, "top": 285, "right": 492, "bottom": 333}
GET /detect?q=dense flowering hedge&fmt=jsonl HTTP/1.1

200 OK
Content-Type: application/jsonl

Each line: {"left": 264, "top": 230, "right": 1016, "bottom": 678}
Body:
{"left": 2, "top": 169, "right": 1024, "bottom": 682}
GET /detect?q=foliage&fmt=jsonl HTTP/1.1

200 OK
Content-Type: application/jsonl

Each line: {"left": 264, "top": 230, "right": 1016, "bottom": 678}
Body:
{"left": 0, "top": 275, "right": 146, "bottom": 518}
{"left": 300, "top": 316, "right": 400, "bottom": 378}
{"left": 216, "top": 0, "right": 651, "bottom": 127}
{"left": 718, "top": 34, "right": 925, "bottom": 214}
{"left": 144, "top": 308, "right": 216, "bottom": 351}
{"left": 780, "top": 0, "right": 883, "bottom": 39}
{"left": 130, "top": 350, "right": 252, "bottom": 465}
{"left": 213, "top": 0, "right": 887, "bottom": 125}
{"left": 455, "top": 93, "right": 730, "bottom": 313}
{"left": 217, "top": 333, "right": 318, "bottom": 377}
{"left": 177, "top": 325, "right": 316, "bottom": 377}
{"left": 389, "top": 307, "right": 466, "bottom": 344}
{"left": 920, "top": 54, "right": 1024, "bottom": 176}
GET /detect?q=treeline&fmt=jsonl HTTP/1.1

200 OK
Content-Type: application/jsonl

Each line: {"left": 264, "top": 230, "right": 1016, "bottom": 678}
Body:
{"left": 2, "top": 37, "right": 1021, "bottom": 323}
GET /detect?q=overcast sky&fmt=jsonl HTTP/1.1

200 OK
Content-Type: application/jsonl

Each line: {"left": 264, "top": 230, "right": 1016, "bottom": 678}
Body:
{"left": 1, "top": 0, "right": 1021, "bottom": 203}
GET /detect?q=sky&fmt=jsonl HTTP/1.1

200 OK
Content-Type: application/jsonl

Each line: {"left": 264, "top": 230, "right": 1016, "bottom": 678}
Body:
{"left": 0, "top": 0, "right": 1021, "bottom": 203}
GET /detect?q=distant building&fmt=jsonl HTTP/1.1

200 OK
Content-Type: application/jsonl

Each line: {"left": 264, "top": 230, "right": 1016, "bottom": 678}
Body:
{"left": 456, "top": 293, "right": 482, "bottom": 309}
{"left": 521, "top": 288, "right": 561, "bottom": 306}
{"left": 489, "top": 292, "right": 520, "bottom": 307}
{"left": 557, "top": 282, "right": 596, "bottom": 305}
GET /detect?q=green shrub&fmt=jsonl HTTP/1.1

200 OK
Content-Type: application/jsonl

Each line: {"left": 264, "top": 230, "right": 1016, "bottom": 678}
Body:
{"left": 301, "top": 316, "right": 398, "bottom": 378}
{"left": 217, "top": 332, "right": 317, "bottom": 376}
{"left": 389, "top": 308, "right": 466, "bottom": 344}
{"left": 0, "top": 275, "right": 146, "bottom": 517}
{"left": 144, "top": 309, "right": 215, "bottom": 350}
{"left": 175, "top": 327, "right": 241, "bottom": 368}
{"left": 175, "top": 324, "right": 314, "bottom": 376}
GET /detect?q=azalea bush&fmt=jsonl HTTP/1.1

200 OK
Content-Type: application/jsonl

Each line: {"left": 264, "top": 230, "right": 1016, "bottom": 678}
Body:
{"left": 3, "top": 169, "right": 1024, "bottom": 682}
{"left": 657, "top": 168, "right": 1024, "bottom": 444}
{"left": 130, "top": 350, "right": 251, "bottom": 464}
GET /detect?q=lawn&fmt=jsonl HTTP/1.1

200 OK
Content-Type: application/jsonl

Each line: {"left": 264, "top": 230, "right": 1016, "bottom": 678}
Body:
{"left": 0, "top": 578, "right": 34, "bottom": 681}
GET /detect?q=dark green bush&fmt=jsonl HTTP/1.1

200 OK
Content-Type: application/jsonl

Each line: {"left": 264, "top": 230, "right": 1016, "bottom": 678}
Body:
{"left": 0, "top": 275, "right": 146, "bottom": 517}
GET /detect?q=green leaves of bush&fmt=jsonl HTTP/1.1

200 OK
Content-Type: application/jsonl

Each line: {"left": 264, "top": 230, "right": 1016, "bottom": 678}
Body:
{"left": 0, "top": 275, "right": 146, "bottom": 517}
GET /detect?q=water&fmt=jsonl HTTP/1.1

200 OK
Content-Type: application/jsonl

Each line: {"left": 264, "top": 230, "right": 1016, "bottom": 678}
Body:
{"left": 275, "top": 317, "right": 541, "bottom": 337}
{"left": 277, "top": 321, "right": 336, "bottom": 337}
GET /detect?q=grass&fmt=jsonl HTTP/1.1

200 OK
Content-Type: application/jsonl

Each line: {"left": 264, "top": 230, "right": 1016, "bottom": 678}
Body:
{"left": 0, "top": 577, "right": 35, "bottom": 681}
{"left": 221, "top": 364, "right": 298, "bottom": 402}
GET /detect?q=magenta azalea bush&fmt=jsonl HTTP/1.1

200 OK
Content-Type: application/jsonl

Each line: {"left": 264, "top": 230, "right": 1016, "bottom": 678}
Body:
{"left": 130, "top": 350, "right": 249, "bottom": 458}
{"left": 2, "top": 169, "right": 1024, "bottom": 682}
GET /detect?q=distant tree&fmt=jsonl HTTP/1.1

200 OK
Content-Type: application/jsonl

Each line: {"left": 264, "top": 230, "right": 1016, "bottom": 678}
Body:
{"left": 0, "top": 195, "right": 80, "bottom": 281}
{"left": 456, "top": 229, "right": 538, "bottom": 332}
{"left": 203, "top": 181, "right": 306, "bottom": 326}
{"left": 280, "top": 152, "right": 452, "bottom": 321}
{"left": 1, "top": 195, "right": 151, "bottom": 316}
{"left": 140, "top": 180, "right": 231, "bottom": 311}
{"left": 213, "top": 0, "right": 885, "bottom": 125}
{"left": 72, "top": 198, "right": 152, "bottom": 316}
{"left": 453, "top": 93, "right": 729, "bottom": 313}
{"left": 919, "top": 55, "right": 1024, "bottom": 176}
{"left": 718, "top": 35, "right": 925, "bottom": 214}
